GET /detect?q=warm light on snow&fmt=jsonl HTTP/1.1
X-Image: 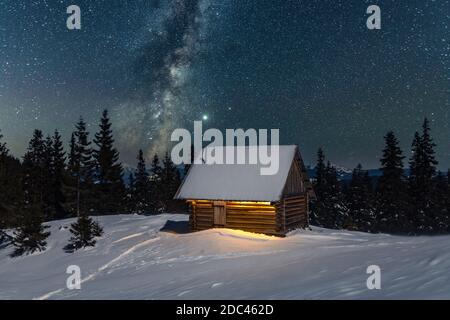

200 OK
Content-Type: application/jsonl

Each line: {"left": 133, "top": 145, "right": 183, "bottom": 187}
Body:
{"left": 213, "top": 228, "right": 278, "bottom": 240}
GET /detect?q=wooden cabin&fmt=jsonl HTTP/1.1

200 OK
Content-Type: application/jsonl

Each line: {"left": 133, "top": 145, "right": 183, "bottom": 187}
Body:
{"left": 174, "top": 145, "right": 315, "bottom": 236}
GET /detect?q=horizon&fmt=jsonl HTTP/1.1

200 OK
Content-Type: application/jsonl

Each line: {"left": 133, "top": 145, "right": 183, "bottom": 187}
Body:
{"left": 3, "top": 125, "right": 449, "bottom": 173}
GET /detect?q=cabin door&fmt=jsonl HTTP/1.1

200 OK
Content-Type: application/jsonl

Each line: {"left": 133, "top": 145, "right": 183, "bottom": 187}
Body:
{"left": 213, "top": 201, "right": 226, "bottom": 226}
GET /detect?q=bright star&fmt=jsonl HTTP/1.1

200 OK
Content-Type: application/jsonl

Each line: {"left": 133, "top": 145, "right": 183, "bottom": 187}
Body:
{"left": 202, "top": 114, "right": 208, "bottom": 121}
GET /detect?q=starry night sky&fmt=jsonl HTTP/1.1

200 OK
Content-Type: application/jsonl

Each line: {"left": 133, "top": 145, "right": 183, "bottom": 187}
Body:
{"left": 0, "top": 0, "right": 449, "bottom": 168}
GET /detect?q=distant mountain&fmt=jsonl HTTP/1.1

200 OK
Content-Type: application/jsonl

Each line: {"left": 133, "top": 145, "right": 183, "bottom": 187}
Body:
{"left": 122, "top": 164, "right": 185, "bottom": 185}
{"left": 307, "top": 166, "right": 383, "bottom": 181}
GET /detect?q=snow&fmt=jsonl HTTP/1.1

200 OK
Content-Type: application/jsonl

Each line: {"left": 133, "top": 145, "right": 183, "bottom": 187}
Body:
{"left": 175, "top": 145, "right": 298, "bottom": 201}
{"left": 1, "top": 214, "right": 449, "bottom": 299}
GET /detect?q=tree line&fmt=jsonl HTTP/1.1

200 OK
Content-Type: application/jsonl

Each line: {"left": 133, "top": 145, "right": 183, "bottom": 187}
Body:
{"left": 0, "top": 109, "right": 182, "bottom": 256}
{"left": 311, "top": 118, "right": 450, "bottom": 235}
{"left": 2, "top": 114, "right": 449, "bottom": 255}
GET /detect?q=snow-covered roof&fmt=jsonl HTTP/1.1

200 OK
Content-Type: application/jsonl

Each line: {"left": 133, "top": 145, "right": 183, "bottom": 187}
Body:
{"left": 174, "top": 145, "right": 300, "bottom": 202}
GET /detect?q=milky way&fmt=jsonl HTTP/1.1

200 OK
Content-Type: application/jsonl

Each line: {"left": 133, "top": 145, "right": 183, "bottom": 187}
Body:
{"left": 114, "top": 0, "right": 211, "bottom": 159}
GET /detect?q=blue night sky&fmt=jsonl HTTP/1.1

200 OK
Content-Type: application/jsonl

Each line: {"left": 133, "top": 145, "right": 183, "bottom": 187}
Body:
{"left": 0, "top": 0, "right": 449, "bottom": 168}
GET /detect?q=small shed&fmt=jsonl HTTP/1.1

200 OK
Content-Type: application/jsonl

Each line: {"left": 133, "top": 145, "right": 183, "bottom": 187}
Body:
{"left": 174, "top": 145, "right": 315, "bottom": 236}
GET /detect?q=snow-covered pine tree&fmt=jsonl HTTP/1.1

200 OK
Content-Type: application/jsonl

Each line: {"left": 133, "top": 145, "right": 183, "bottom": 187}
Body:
{"left": 345, "top": 164, "right": 374, "bottom": 232}
{"left": 376, "top": 131, "right": 410, "bottom": 233}
{"left": 134, "top": 149, "right": 150, "bottom": 214}
{"left": 65, "top": 213, "right": 103, "bottom": 252}
{"left": 408, "top": 118, "right": 439, "bottom": 233}
{"left": 92, "top": 109, "right": 125, "bottom": 214}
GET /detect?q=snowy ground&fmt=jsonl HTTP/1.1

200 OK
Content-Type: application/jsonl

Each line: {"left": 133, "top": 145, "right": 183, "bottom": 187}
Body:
{"left": 0, "top": 214, "right": 449, "bottom": 299}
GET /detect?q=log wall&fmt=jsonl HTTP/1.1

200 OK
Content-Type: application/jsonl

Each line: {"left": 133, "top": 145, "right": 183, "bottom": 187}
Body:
{"left": 190, "top": 194, "right": 308, "bottom": 236}
{"left": 278, "top": 194, "right": 308, "bottom": 233}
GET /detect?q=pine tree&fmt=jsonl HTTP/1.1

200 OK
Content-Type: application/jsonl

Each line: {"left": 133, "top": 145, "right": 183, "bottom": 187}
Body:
{"left": 0, "top": 131, "right": 22, "bottom": 232}
{"left": 65, "top": 214, "right": 103, "bottom": 252}
{"left": 161, "top": 151, "right": 181, "bottom": 210}
{"left": 42, "top": 135, "right": 55, "bottom": 219}
{"left": 134, "top": 149, "right": 150, "bottom": 214}
{"left": 92, "top": 110, "right": 125, "bottom": 214}
{"left": 74, "top": 118, "right": 94, "bottom": 185}
{"left": 68, "top": 133, "right": 77, "bottom": 174}
{"left": 23, "top": 130, "right": 46, "bottom": 206}
{"left": 447, "top": 171, "right": 450, "bottom": 233}
{"left": 310, "top": 148, "right": 327, "bottom": 227}
{"left": 345, "top": 164, "right": 374, "bottom": 232}
{"left": 150, "top": 153, "right": 163, "bottom": 212}
{"left": 0, "top": 130, "right": 7, "bottom": 158}
{"left": 0, "top": 212, "right": 7, "bottom": 244}
{"left": 11, "top": 205, "right": 50, "bottom": 257}
{"left": 126, "top": 172, "right": 136, "bottom": 213}
{"left": 92, "top": 218, "right": 103, "bottom": 237}
{"left": 12, "top": 137, "right": 50, "bottom": 256}
{"left": 41, "top": 131, "right": 66, "bottom": 220}
{"left": 376, "top": 131, "right": 410, "bottom": 233}
{"left": 315, "top": 148, "right": 326, "bottom": 194}
{"left": 434, "top": 172, "right": 450, "bottom": 233}
{"left": 69, "top": 118, "right": 94, "bottom": 216}
{"left": 310, "top": 149, "right": 347, "bottom": 229}
{"left": 51, "top": 130, "right": 67, "bottom": 219}
{"left": 408, "top": 118, "right": 439, "bottom": 233}
{"left": 324, "top": 162, "right": 348, "bottom": 229}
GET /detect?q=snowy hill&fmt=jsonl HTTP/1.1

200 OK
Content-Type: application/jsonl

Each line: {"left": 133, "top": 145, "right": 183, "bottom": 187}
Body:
{"left": 1, "top": 214, "right": 449, "bottom": 299}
